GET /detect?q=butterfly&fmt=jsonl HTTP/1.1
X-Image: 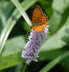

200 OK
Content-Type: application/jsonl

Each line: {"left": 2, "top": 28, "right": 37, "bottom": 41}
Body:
{"left": 32, "top": 5, "right": 48, "bottom": 32}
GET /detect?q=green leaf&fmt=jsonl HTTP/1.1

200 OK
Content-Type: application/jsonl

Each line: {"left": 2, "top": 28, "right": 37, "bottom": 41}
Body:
{"left": 40, "top": 51, "right": 69, "bottom": 72}
{"left": 0, "top": 36, "right": 25, "bottom": 70}
{"left": 49, "top": 0, "right": 69, "bottom": 35}
{"left": 39, "top": 50, "right": 66, "bottom": 61}
{"left": 41, "top": 17, "right": 69, "bottom": 51}
{"left": 52, "top": 0, "right": 69, "bottom": 13}
{"left": 0, "top": 0, "right": 37, "bottom": 54}
{"left": 0, "top": 1, "right": 14, "bottom": 26}
{"left": 61, "top": 56, "right": 69, "bottom": 72}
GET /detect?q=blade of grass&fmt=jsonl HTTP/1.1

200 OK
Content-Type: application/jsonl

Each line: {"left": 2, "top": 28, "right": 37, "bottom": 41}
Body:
{"left": 0, "top": 0, "right": 37, "bottom": 55}
{"left": 0, "top": 36, "right": 26, "bottom": 70}
{"left": 40, "top": 51, "right": 69, "bottom": 72}
{"left": 11, "top": 0, "right": 32, "bottom": 26}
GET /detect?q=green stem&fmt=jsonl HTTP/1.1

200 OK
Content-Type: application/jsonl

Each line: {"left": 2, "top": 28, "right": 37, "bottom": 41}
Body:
{"left": 11, "top": 0, "right": 32, "bottom": 26}
{"left": 22, "top": 63, "right": 27, "bottom": 72}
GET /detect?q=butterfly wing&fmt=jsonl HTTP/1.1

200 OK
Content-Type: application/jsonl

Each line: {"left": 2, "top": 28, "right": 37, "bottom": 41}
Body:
{"left": 32, "top": 6, "right": 48, "bottom": 32}
{"left": 32, "top": 6, "right": 42, "bottom": 24}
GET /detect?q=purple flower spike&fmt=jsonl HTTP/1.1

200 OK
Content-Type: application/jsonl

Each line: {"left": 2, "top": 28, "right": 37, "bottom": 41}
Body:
{"left": 21, "top": 26, "right": 48, "bottom": 64}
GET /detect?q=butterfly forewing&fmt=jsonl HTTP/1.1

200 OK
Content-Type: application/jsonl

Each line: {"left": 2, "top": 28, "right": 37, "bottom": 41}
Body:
{"left": 32, "top": 6, "right": 42, "bottom": 24}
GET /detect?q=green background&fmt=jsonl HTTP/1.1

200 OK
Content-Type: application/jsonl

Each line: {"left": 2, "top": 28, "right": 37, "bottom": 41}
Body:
{"left": 0, "top": 0, "right": 69, "bottom": 72}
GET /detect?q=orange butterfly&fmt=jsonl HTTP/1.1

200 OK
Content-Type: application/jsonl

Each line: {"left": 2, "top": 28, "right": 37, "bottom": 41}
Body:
{"left": 32, "top": 5, "right": 48, "bottom": 32}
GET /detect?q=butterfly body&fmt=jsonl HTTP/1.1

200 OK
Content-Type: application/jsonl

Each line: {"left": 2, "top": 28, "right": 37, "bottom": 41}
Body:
{"left": 33, "top": 23, "right": 40, "bottom": 26}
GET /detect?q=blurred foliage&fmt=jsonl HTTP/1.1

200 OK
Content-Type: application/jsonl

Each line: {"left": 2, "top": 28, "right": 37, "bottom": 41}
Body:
{"left": 0, "top": 0, "right": 69, "bottom": 72}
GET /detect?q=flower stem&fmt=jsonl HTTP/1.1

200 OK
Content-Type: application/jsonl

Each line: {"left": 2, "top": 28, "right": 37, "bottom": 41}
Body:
{"left": 22, "top": 63, "right": 27, "bottom": 72}
{"left": 11, "top": 0, "right": 32, "bottom": 26}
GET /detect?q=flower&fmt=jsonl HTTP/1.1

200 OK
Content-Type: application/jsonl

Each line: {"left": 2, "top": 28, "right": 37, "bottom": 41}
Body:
{"left": 21, "top": 26, "right": 48, "bottom": 64}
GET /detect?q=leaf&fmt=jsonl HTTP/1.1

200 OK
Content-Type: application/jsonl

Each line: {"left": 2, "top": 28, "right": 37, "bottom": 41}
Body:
{"left": 0, "top": 1, "right": 14, "bottom": 26}
{"left": 40, "top": 51, "right": 69, "bottom": 72}
{"left": 40, "top": 0, "right": 69, "bottom": 51}
{"left": 0, "top": 36, "right": 25, "bottom": 70}
{"left": 0, "top": 0, "right": 37, "bottom": 54}
{"left": 39, "top": 50, "right": 66, "bottom": 61}
{"left": 49, "top": 0, "right": 69, "bottom": 35}
{"left": 41, "top": 17, "right": 69, "bottom": 51}
{"left": 52, "top": 0, "right": 69, "bottom": 13}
